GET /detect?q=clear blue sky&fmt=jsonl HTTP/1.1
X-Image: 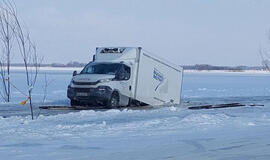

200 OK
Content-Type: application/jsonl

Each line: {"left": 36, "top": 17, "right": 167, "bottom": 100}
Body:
{"left": 14, "top": 0, "right": 270, "bottom": 66}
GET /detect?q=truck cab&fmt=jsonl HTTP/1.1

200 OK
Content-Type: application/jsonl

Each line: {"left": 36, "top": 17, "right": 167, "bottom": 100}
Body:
{"left": 68, "top": 48, "right": 137, "bottom": 108}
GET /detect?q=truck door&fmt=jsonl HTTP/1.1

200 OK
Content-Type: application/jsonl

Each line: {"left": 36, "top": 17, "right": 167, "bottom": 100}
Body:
{"left": 116, "top": 64, "right": 132, "bottom": 98}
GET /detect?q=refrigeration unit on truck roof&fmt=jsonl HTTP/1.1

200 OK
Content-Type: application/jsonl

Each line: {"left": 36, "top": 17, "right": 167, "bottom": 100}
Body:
{"left": 67, "top": 47, "right": 183, "bottom": 108}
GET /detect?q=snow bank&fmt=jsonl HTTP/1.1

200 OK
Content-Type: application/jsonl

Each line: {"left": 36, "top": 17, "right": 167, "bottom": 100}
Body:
{"left": 0, "top": 70, "right": 270, "bottom": 159}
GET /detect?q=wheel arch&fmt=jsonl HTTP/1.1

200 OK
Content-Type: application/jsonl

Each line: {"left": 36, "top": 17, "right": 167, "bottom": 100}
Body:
{"left": 111, "top": 89, "right": 130, "bottom": 106}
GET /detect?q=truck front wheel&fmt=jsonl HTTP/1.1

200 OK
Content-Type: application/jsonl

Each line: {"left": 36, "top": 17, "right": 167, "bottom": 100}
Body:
{"left": 107, "top": 92, "right": 119, "bottom": 108}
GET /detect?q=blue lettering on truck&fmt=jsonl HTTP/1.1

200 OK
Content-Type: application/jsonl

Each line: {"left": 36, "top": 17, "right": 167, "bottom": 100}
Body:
{"left": 153, "top": 68, "right": 165, "bottom": 91}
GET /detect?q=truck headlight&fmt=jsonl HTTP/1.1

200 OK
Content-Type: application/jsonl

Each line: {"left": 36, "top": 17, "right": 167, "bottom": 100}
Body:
{"left": 98, "top": 78, "right": 112, "bottom": 83}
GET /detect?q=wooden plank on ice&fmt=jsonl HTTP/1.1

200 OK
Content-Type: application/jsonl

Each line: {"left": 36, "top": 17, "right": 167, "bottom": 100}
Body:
{"left": 39, "top": 106, "right": 76, "bottom": 110}
{"left": 188, "top": 103, "right": 245, "bottom": 110}
{"left": 39, "top": 105, "right": 154, "bottom": 111}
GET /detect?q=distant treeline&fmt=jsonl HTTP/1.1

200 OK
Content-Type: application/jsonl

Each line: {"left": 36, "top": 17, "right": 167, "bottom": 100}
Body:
{"left": 11, "top": 61, "right": 87, "bottom": 67}
{"left": 183, "top": 64, "right": 265, "bottom": 71}
{"left": 8, "top": 62, "right": 266, "bottom": 70}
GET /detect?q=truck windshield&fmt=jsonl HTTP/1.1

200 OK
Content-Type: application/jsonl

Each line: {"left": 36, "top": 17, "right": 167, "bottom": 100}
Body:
{"left": 80, "top": 63, "right": 122, "bottom": 75}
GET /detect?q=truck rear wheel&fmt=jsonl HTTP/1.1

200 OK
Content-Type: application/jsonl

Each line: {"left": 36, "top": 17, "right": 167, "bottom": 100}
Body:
{"left": 107, "top": 92, "right": 119, "bottom": 108}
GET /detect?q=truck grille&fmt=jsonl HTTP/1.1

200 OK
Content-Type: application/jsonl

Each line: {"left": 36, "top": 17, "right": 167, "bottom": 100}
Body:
{"left": 73, "top": 81, "right": 99, "bottom": 85}
{"left": 74, "top": 88, "right": 94, "bottom": 92}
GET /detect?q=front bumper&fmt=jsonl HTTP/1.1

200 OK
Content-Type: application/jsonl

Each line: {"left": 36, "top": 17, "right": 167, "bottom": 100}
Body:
{"left": 67, "top": 85, "right": 113, "bottom": 105}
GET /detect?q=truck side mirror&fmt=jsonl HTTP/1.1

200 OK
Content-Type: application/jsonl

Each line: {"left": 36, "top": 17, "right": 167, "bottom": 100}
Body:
{"left": 115, "top": 72, "right": 125, "bottom": 80}
{"left": 73, "top": 71, "right": 77, "bottom": 76}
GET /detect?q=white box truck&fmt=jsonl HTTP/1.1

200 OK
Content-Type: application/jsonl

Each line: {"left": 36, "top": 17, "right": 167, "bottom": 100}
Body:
{"left": 67, "top": 47, "right": 183, "bottom": 108}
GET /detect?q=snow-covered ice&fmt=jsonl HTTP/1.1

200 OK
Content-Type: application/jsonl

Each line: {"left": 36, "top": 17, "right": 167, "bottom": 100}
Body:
{"left": 0, "top": 70, "right": 270, "bottom": 160}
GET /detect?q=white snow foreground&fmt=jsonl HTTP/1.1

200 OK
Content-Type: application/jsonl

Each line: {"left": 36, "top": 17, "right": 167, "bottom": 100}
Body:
{"left": 0, "top": 105, "right": 270, "bottom": 160}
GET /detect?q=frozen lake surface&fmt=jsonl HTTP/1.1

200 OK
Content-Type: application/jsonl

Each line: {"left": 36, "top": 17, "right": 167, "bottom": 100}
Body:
{"left": 0, "top": 70, "right": 270, "bottom": 160}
